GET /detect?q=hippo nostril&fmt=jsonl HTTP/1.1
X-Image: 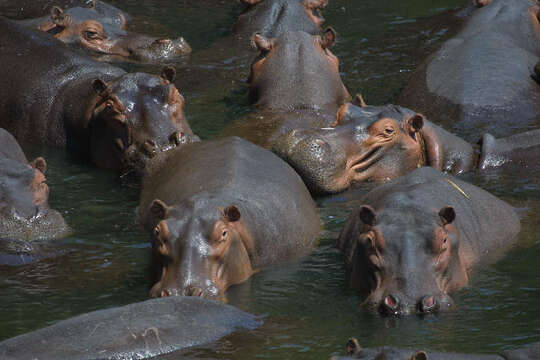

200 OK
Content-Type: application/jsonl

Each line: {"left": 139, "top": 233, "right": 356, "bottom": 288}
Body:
{"left": 419, "top": 295, "right": 438, "bottom": 313}
{"left": 142, "top": 140, "right": 157, "bottom": 157}
{"left": 169, "top": 131, "right": 185, "bottom": 146}
{"left": 384, "top": 294, "right": 399, "bottom": 310}
{"left": 160, "top": 289, "right": 169, "bottom": 297}
{"left": 186, "top": 286, "right": 204, "bottom": 297}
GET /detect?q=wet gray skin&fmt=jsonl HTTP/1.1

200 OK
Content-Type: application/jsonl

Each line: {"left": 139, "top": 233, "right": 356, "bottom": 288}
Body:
{"left": 337, "top": 167, "right": 520, "bottom": 316}
{"left": 232, "top": 0, "right": 327, "bottom": 39}
{"left": 0, "top": 128, "right": 71, "bottom": 242}
{"left": 398, "top": 0, "right": 540, "bottom": 139}
{"left": 17, "top": 1, "right": 191, "bottom": 63}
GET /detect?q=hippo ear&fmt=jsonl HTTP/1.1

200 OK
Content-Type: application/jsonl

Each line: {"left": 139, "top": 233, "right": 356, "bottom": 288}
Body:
{"left": 150, "top": 199, "right": 169, "bottom": 220}
{"left": 474, "top": 0, "right": 492, "bottom": 7}
{"left": 240, "top": 0, "right": 262, "bottom": 5}
{"left": 224, "top": 205, "right": 241, "bottom": 222}
{"left": 407, "top": 114, "right": 424, "bottom": 132}
{"left": 92, "top": 79, "right": 110, "bottom": 97}
{"left": 352, "top": 94, "right": 367, "bottom": 108}
{"left": 252, "top": 33, "right": 272, "bottom": 53}
{"left": 302, "top": 0, "right": 328, "bottom": 10}
{"left": 50, "top": 6, "right": 68, "bottom": 25}
{"left": 320, "top": 27, "right": 337, "bottom": 49}
{"left": 358, "top": 205, "right": 376, "bottom": 226}
{"left": 30, "top": 157, "right": 47, "bottom": 174}
{"left": 439, "top": 206, "right": 455, "bottom": 226}
{"left": 160, "top": 66, "right": 176, "bottom": 83}
{"left": 412, "top": 351, "right": 428, "bottom": 360}
{"left": 346, "top": 338, "right": 362, "bottom": 355}
{"left": 88, "top": 0, "right": 97, "bottom": 8}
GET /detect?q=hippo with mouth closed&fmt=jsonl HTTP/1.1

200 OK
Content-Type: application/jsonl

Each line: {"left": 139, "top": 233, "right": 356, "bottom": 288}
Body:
{"left": 15, "top": 0, "right": 191, "bottom": 63}
{"left": 232, "top": 0, "right": 328, "bottom": 39}
{"left": 274, "top": 101, "right": 540, "bottom": 194}
{"left": 0, "top": 18, "right": 198, "bottom": 173}
{"left": 221, "top": 29, "right": 350, "bottom": 148}
{"left": 0, "top": 128, "right": 71, "bottom": 246}
{"left": 330, "top": 338, "right": 540, "bottom": 360}
{"left": 397, "top": 0, "right": 540, "bottom": 139}
{"left": 137, "top": 137, "right": 320, "bottom": 300}
{"left": 337, "top": 167, "right": 520, "bottom": 316}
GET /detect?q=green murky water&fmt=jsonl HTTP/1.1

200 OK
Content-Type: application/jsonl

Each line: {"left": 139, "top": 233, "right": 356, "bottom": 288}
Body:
{"left": 1, "top": 0, "right": 539, "bottom": 359}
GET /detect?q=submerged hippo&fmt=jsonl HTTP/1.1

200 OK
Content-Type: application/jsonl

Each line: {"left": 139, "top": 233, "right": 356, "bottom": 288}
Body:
{"left": 331, "top": 338, "right": 540, "bottom": 360}
{"left": 138, "top": 137, "right": 320, "bottom": 300}
{"left": 0, "top": 296, "right": 261, "bottom": 360}
{"left": 0, "top": 128, "right": 71, "bottom": 243}
{"left": 0, "top": 19, "right": 197, "bottom": 173}
{"left": 232, "top": 0, "right": 327, "bottom": 39}
{"left": 222, "top": 29, "right": 350, "bottom": 148}
{"left": 398, "top": 0, "right": 540, "bottom": 139}
{"left": 16, "top": 0, "right": 191, "bottom": 63}
{"left": 274, "top": 101, "right": 540, "bottom": 193}
{"left": 337, "top": 167, "right": 520, "bottom": 315}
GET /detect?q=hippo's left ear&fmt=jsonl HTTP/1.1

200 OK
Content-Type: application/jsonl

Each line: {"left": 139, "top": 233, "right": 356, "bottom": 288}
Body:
{"left": 50, "top": 6, "right": 69, "bottom": 26}
{"left": 358, "top": 205, "right": 376, "bottom": 226}
{"left": 92, "top": 78, "right": 110, "bottom": 97}
{"left": 150, "top": 199, "right": 169, "bottom": 220}
{"left": 320, "top": 27, "right": 337, "bottom": 49}
{"left": 346, "top": 338, "right": 362, "bottom": 355}
{"left": 30, "top": 157, "right": 47, "bottom": 174}
{"left": 406, "top": 114, "right": 424, "bottom": 134}
{"left": 224, "top": 205, "right": 241, "bottom": 222}
{"left": 252, "top": 33, "right": 273, "bottom": 53}
{"left": 88, "top": 0, "right": 97, "bottom": 8}
{"left": 411, "top": 351, "right": 428, "bottom": 360}
{"left": 302, "top": 0, "right": 328, "bottom": 10}
{"left": 439, "top": 206, "right": 455, "bottom": 226}
{"left": 160, "top": 66, "right": 176, "bottom": 83}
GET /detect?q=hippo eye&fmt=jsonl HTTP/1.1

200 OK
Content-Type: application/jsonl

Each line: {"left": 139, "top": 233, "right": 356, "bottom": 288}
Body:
{"left": 384, "top": 127, "right": 394, "bottom": 135}
{"left": 85, "top": 30, "right": 100, "bottom": 40}
{"left": 222, "top": 230, "right": 228, "bottom": 238}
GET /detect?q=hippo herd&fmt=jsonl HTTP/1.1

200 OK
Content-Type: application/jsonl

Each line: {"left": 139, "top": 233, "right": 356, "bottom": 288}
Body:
{"left": 0, "top": 0, "right": 539, "bottom": 359}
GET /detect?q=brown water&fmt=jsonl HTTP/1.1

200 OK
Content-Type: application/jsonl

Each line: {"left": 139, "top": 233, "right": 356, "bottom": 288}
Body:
{"left": 1, "top": 1, "right": 539, "bottom": 359}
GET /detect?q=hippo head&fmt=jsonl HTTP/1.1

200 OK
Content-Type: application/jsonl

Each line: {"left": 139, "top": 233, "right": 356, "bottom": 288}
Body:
{"left": 339, "top": 201, "right": 468, "bottom": 316}
{"left": 38, "top": 3, "right": 190, "bottom": 62}
{"left": 273, "top": 100, "right": 426, "bottom": 194}
{"left": 248, "top": 28, "right": 350, "bottom": 110}
{"left": 233, "top": 0, "right": 327, "bottom": 38}
{"left": 147, "top": 199, "right": 254, "bottom": 301}
{"left": 87, "top": 67, "right": 199, "bottom": 172}
{"left": 329, "top": 338, "right": 429, "bottom": 360}
{"left": 0, "top": 156, "right": 70, "bottom": 240}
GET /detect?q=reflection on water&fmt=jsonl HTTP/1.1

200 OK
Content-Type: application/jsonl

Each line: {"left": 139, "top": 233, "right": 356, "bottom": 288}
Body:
{"left": 1, "top": 0, "right": 539, "bottom": 359}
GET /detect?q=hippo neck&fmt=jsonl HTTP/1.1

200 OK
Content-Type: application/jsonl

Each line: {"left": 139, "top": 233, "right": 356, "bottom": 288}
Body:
{"left": 420, "top": 120, "right": 477, "bottom": 174}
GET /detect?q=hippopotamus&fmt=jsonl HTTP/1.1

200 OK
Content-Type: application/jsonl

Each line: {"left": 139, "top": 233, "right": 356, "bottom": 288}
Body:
{"left": 274, "top": 101, "right": 540, "bottom": 193}
{"left": 221, "top": 29, "right": 350, "bottom": 148}
{"left": 137, "top": 137, "right": 320, "bottom": 300}
{"left": 0, "top": 296, "right": 261, "bottom": 360}
{"left": 397, "top": 0, "right": 540, "bottom": 139}
{"left": 331, "top": 338, "right": 540, "bottom": 360}
{"left": 0, "top": 128, "right": 71, "bottom": 244}
{"left": 0, "top": 0, "right": 121, "bottom": 19}
{"left": 0, "top": 18, "right": 197, "bottom": 173}
{"left": 232, "top": 0, "right": 327, "bottom": 39}
{"left": 336, "top": 167, "right": 520, "bottom": 315}
{"left": 15, "top": 0, "right": 191, "bottom": 63}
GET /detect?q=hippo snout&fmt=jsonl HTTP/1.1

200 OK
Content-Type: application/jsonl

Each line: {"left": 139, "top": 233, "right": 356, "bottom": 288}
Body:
{"left": 378, "top": 293, "right": 446, "bottom": 316}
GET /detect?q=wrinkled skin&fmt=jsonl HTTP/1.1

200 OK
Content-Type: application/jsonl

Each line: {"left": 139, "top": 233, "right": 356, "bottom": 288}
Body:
{"left": 16, "top": 2, "right": 191, "bottom": 63}
{"left": 336, "top": 167, "right": 520, "bottom": 316}
{"left": 0, "top": 19, "right": 197, "bottom": 173}
{"left": 274, "top": 101, "right": 540, "bottom": 193}
{"left": 0, "top": 128, "right": 71, "bottom": 242}
{"left": 398, "top": 0, "right": 540, "bottom": 139}
{"left": 138, "top": 137, "right": 320, "bottom": 301}
{"left": 331, "top": 338, "right": 540, "bottom": 360}
{"left": 222, "top": 29, "right": 350, "bottom": 148}
{"left": 0, "top": 296, "right": 261, "bottom": 360}
{"left": 232, "top": 0, "right": 327, "bottom": 39}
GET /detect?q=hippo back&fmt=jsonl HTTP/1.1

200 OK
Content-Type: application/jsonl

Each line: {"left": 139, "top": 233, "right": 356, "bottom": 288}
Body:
{"left": 0, "top": 128, "right": 28, "bottom": 164}
{"left": 139, "top": 136, "right": 320, "bottom": 267}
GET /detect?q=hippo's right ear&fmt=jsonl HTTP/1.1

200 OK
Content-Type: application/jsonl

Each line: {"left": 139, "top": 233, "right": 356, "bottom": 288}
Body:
{"left": 252, "top": 33, "right": 272, "bottom": 53}
{"left": 320, "top": 27, "right": 337, "bottom": 49}
{"left": 30, "top": 157, "right": 47, "bottom": 174}
{"left": 88, "top": 0, "right": 97, "bottom": 8}
{"left": 346, "top": 338, "right": 361, "bottom": 355}
{"left": 352, "top": 94, "right": 367, "bottom": 108}
{"left": 92, "top": 79, "right": 110, "bottom": 97}
{"left": 50, "top": 6, "right": 68, "bottom": 26}
{"left": 439, "top": 206, "right": 455, "bottom": 226}
{"left": 150, "top": 199, "right": 169, "bottom": 221}
{"left": 224, "top": 205, "right": 241, "bottom": 222}
{"left": 358, "top": 205, "right": 376, "bottom": 226}
{"left": 160, "top": 66, "right": 176, "bottom": 83}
